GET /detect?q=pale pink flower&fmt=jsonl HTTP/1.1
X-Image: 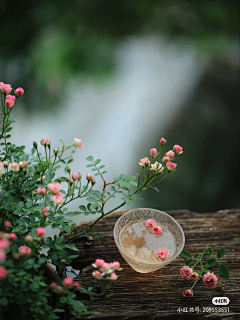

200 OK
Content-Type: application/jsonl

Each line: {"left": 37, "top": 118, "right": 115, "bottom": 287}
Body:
{"left": 45, "top": 139, "right": 50, "bottom": 145}
{"left": 37, "top": 187, "right": 46, "bottom": 195}
{"left": 15, "top": 87, "right": 24, "bottom": 96}
{"left": 18, "top": 246, "right": 31, "bottom": 255}
{"left": 25, "top": 235, "right": 33, "bottom": 242}
{"left": 203, "top": 272, "right": 218, "bottom": 289}
{"left": 0, "top": 250, "right": 6, "bottom": 263}
{"left": 50, "top": 283, "right": 56, "bottom": 289}
{"left": 150, "top": 161, "right": 163, "bottom": 172}
{"left": 73, "top": 282, "right": 80, "bottom": 288}
{"left": 162, "top": 156, "right": 170, "bottom": 163}
{"left": 109, "top": 272, "right": 118, "bottom": 280}
{"left": 86, "top": 173, "right": 93, "bottom": 181}
{"left": 74, "top": 138, "right": 83, "bottom": 148}
{"left": 0, "top": 266, "right": 7, "bottom": 279}
{"left": 42, "top": 207, "right": 51, "bottom": 216}
{"left": 111, "top": 261, "right": 120, "bottom": 269}
{"left": 154, "top": 248, "right": 170, "bottom": 260}
{"left": 92, "top": 270, "right": 102, "bottom": 279}
{"left": 9, "top": 233, "right": 17, "bottom": 241}
{"left": 5, "top": 98, "right": 14, "bottom": 108}
{"left": 72, "top": 172, "right": 80, "bottom": 180}
{"left": 94, "top": 259, "right": 105, "bottom": 268}
{"left": 190, "top": 272, "right": 199, "bottom": 281}
{"left": 102, "top": 262, "right": 111, "bottom": 270}
{"left": 40, "top": 138, "right": 47, "bottom": 145}
{"left": 3, "top": 84, "right": 12, "bottom": 94}
{"left": 166, "top": 162, "right": 177, "bottom": 171}
{"left": 145, "top": 219, "right": 156, "bottom": 228}
{"left": 47, "top": 182, "right": 61, "bottom": 194}
{"left": 19, "top": 161, "right": 28, "bottom": 168}
{"left": 152, "top": 225, "right": 162, "bottom": 236}
{"left": 10, "top": 162, "right": 19, "bottom": 171}
{"left": 183, "top": 289, "right": 193, "bottom": 298}
{"left": 36, "top": 227, "right": 45, "bottom": 237}
{"left": 160, "top": 137, "right": 167, "bottom": 145}
{"left": 0, "top": 238, "right": 10, "bottom": 250}
{"left": 150, "top": 148, "right": 157, "bottom": 157}
{"left": 0, "top": 82, "right": 5, "bottom": 92}
{"left": 3, "top": 161, "right": 8, "bottom": 167}
{"left": 4, "top": 220, "right": 11, "bottom": 228}
{"left": 173, "top": 144, "right": 183, "bottom": 154}
{"left": 138, "top": 157, "right": 150, "bottom": 167}
{"left": 166, "top": 150, "right": 175, "bottom": 159}
{"left": 180, "top": 266, "right": 193, "bottom": 280}
{"left": 6, "top": 94, "right": 15, "bottom": 101}
{"left": 56, "top": 286, "right": 62, "bottom": 292}
{"left": 51, "top": 192, "right": 64, "bottom": 204}
{"left": 63, "top": 278, "right": 73, "bottom": 287}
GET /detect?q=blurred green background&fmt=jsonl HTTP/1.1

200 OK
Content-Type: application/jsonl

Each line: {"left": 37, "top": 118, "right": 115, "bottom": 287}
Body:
{"left": 0, "top": 0, "right": 239, "bottom": 214}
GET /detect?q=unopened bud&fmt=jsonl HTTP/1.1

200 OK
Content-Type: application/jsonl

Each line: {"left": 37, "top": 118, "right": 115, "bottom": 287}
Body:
{"left": 53, "top": 148, "right": 58, "bottom": 155}
{"left": 67, "top": 167, "right": 71, "bottom": 173}
{"left": 36, "top": 237, "right": 42, "bottom": 242}
{"left": 33, "top": 141, "right": 38, "bottom": 149}
{"left": 12, "top": 253, "right": 20, "bottom": 259}
{"left": 61, "top": 259, "right": 66, "bottom": 263}
{"left": 65, "top": 177, "right": 70, "bottom": 183}
{"left": 57, "top": 177, "right": 61, "bottom": 183}
{"left": 91, "top": 179, "right": 96, "bottom": 186}
{"left": 3, "top": 161, "right": 8, "bottom": 167}
{"left": 70, "top": 180, "right": 73, "bottom": 185}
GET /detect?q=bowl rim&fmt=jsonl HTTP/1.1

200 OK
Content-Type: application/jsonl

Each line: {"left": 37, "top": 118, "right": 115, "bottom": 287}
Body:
{"left": 113, "top": 208, "right": 185, "bottom": 266}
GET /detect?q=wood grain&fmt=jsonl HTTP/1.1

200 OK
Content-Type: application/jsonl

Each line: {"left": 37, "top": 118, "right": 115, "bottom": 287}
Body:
{"left": 63, "top": 209, "right": 240, "bottom": 319}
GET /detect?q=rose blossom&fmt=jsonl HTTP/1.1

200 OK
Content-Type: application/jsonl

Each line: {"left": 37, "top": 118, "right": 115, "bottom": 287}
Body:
{"left": 36, "top": 227, "right": 46, "bottom": 237}
{"left": 0, "top": 266, "right": 7, "bottom": 279}
{"left": 10, "top": 162, "right": 19, "bottom": 171}
{"left": 160, "top": 137, "right": 167, "bottom": 145}
{"left": 166, "top": 162, "right": 177, "bottom": 171}
{"left": 109, "top": 272, "right": 118, "bottom": 280}
{"left": 166, "top": 150, "right": 175, "bottom": 159}
{"left": 180, "top": 266, "right": 193, "bottom": 280}
{"left": 47, "top": 182, "right": 61, "bottom": 194}
{"left": 183, "top": 289, "right": 193, "bottom": 298}
{"left": 73, "top": 282, "right": 80, "bottom": 288}
{"left": 15, "top": 87, "right": 24, "bottom": 96}
{"left": 173, "top": 144, "right": 183, "bottom": 154}
{"left": 111, "top": 261, "right": 120, "bottom": 269}
{"left": 19, "top": 161, "right": 28, "bottom": 168}
{"left": 150, "top": 148, "right": 157, "bottom": 157}
{"left": 3, "top": 84, "right": 12, "bottom": 94}
{"left": 150, "top": 162, "right": 163, "bottom": 172}
{"left": 0, "top": 238, "right": 10, "bottom": 250}
{"left": 9, "top": 233, "right": 17, "bottom": 241}
{"left": 190, "top": 272, "right": 199, "bottom": 281}
{"left": 162, "top": 156, "right": 170, "bottom": 163}
{"left": 3, "top": 161, "right": 8, "bottom": 167}
{"left": 203, "top": 272, "right": 218, "bottom": 289}
{"left": 18, "top": 246, "right": 31, "bottom": 255}
{"left": 51, "top": 192, "right": 64, "bottom": 204}
{"left": 0, "top": 82, "right": 4, "bottom": 92}
{"left": 92, "top": 270, "right": 102, "bottom": 279}
{"left": 6, "top": 94, "right": 15, "bottom": 101}
{"left": 42, "top": 207, "right": 51, "bottom": 216}
{"left": 25, "top": 235, "right": 33, "bottom": 242}
{"left": 145, "top": 219, "right": 156, "bottom": 228}
{"left": 40, "top": 138, "right": 47, "bottom": 145}
{"left": 5, "top": 98, "right": 15, "bottom": 108}
{"left": 4, "top": 220, "right": 11, "bottom": 228}
{"left": 138, "top": 157, "right": 150, "bottom": 167}
{"left": 0, "top": 250, "right": 6, "bottom": 263}
{"left": 86, "top": 173, "right": 93, "bottom": 181}
{"left": 74, "top": 138, "right": 83, "bottom": 148}
{"left": 102, "top": 262, "right": 111, "bottom": 271}
{"left": 63, "top": 278, "right": 73, "bottom": 287}
{"left": 72, "top": 172, "right": 80, "bottom": 180}
{"left": 50, "top": 283, "right": 56, "bottom": 289}
{"left": 152, "top": 225, "right": 162, "bottom": 236}
{"left": 154, "top": 248, "right": 170, "bottom": 260}
{"left": 37, "top": 187, "right": 46, "bottom": 195}
{"left": 93, "top": 259, "right": 105, "bottom": 268}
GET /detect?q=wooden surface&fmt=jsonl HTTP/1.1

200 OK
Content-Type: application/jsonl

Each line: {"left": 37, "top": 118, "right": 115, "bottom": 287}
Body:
{"left": 65, "top": 209, "right": 240, "bottom": 319}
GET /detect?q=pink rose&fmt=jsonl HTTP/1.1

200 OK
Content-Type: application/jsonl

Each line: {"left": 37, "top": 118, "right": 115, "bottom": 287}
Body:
{"left": 150, "top": 162, "right": 163, "bottom": 172}
{"left": 5, "top": 98, "right": 15, "bottom": 108}
{"left": 86, "top": 173, "right": 93, "bottom": 181}
{"left": 154, "top": 248, "right": 170, "bottom": 260}
{"left": 50, "top": 283, "right": 56, "bottom": 289}
{"left": 94, "top": 259, "right": 105, "bottom": 268}
{"left": 25, "top": 235, "right": 33, "bottom": 242}
{"left": 37, "top": 187, "right": 46, "bottom": 195}
{"left": 0, "top": 238, "right": 10, "bottom": 250}
{"left": 10, "top": 162, "right": 19, "bottom": 171}
{"left": 183, "top": 289, "right": 193, "bottom": 298}
{"left": 162, "top": 156, "right": 170, "bottom": 163}
{"left": 180, "top": 266, "right": 193, "bottom": 280}
{"left": 15, "top": 87, "right": 24, "bottom": 96}
{"left": 47, "top": 182, "right": 61, "bottom": 194}
{"left": 111, "top": 261, "right": 120, "bottom": 269}
{"left": 6, "top": 94, "right": 15, "bottom": 101}
{"left": 3, "top": 84, "right": 12, "bottom": 94}
{"left": 4, "top": 220, "right": 11, "bottom": 228}
{"left": 74, "top": 138, "right": 83, "bottom": 148}
{"left": 145, "top": 219, "right": 156, "bottom": 228}
{"left": 166, "top": 150, "right": 175, "bottom": 159}
{"left": 9, "top": 233, "right": 17, "bottom": 241}
{"left": 152, "top": 225, "right": 162, "bottom": 236}
{"left": 18, "top": 246, "right": 31, "bottom": 255}
{"left": 73, "top": 282, "right": 80, "bottom": 288}
{"left": 19, "top": 161, "right": 28, "bottom": 168}
{"left": 138, "top": 157, "right": 150, "bottom": 167}
{"left": 0, "top": 266, "right": 7, "bottom": 279}
{"left": 63, "top": 278, "right": 73, "bottom": 287}
{"left": 36, "top": 227, "right": 45, "bottom": 237}
{"left": 150, "top": 148, "right": 157, "bottom": 157}
{"left": 40, "top": 138, "right": 47, "bottom": 145}
{"left": 3, "top": 161, "right": 8, "bottom": 167}
{"left": 51, "top": 192, "right": 64, "bottom": 204}
{"left": 0, "top": 250, "right": 6, "bottom": 263}
{"left": 0, "top": 82, "right": 5, "bottom": 92}
{"left": 72, "top": 172, "right": 80, "bottom": 180}
{"left": 42, "top": 208, "right": 51, "bottom": 216}
{"left": 173, "top": 144, "right": 183, "bottom": 154}
{"left": 166, "top": 162, "right": 177, "bottom": 171}
{"left": 160, "top": 137, "right": 167, "bottom": 145}
{"left": 92, "top": 270, "right": 102, "bottom": 279}
{"left": 102, "top": 262, "right": 111, "bottom": 270}
{"left": 190, "top": 272, "right": 199, "bottom": 281}
{"left": 203, "top": 272, "right": 218, "bottom": 289}
{"left": 109, "top": 272, "right": 118, "bottom": 280}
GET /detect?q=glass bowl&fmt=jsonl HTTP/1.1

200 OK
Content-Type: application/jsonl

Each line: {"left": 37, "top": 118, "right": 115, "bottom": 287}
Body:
{"left": 113, "top": 208, "right": 185, "bottom": 273}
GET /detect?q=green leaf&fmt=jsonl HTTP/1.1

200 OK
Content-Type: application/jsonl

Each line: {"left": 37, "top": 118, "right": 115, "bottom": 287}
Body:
{"left": 79, "top": 205, "right": 86, "bottom": 211}
{"left": 194, "top": 253, "right": 199, "bottom": 259}
{"left": 186, "top": 259, "right": 193, "bottom": 266}
{"left": 219, "top": 263, "right": 229, "bottom": 279}
{"left": 53, "top": 308, "right": 65, "bottom": 313}
{"left": 56, "top": 236, "right": 65, "bottom": 245}
{"left": 217, "top": 248, "right": 225, "bottom": 259}
{"left": 207, "top": 258, "right": 217, "bottom": 267}
{"left": 205, "top": 263, "right": 209, "bottom": 269}
{"left": 203, "top": 253, "right": 211, "bottom": 259}
{"left": 86, "top": 164, "right": 94, "bottom": 167}
{"left": 86, "top": 156, "right": 93, "bottom": 162}
{"left": 95, "top": 159, "right": 101, "bottom": 165}
{"left": 62, "top": 225, "right": 72, "bottom": 234}
{"left": 98, "top": 165, "right": 105, "bottom": 169}
{"left": 149, "top": 186, "right": 160, "bottom": 193}
{"left": 90, "top": 203, "right": 98, "bottom": 210}
{"left": 208, "top": 247, "right": 213, "bottom": 255}
{"left": 67, "top": 158, "right": 74, "bottom": 164}
{"left": 14, "top": 225, "right": 25, "bottom": 232}
{"left": 181, "top": 250, "right": 192, "bottom": 259}
{"left": 129, "top": 181, "right": 138, "bottom": 186}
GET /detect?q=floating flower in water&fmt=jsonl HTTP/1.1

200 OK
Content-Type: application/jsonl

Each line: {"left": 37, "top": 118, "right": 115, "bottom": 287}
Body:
{"left": 154, "top": 248, "right": 170, "bottom": 260}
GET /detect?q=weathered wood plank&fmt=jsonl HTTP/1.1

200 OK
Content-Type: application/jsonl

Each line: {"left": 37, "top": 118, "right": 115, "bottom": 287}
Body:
{"left": 63, "top": 209, "right": 240, "bottom": 319}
